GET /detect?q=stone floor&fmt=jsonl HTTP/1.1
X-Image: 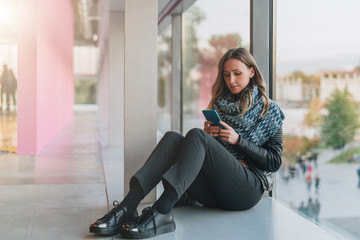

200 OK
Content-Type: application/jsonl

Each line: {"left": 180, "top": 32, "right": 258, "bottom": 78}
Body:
{"left": 0, "top": 106, "right": 339, "bottom": 240}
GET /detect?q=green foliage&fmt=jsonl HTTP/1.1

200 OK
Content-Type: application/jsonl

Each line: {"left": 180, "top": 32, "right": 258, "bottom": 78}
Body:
{"left": 182, "top": 5, "right": 206, "bottom": 109}
{"left": 320, "top": 88, "right": 359, "bottom": 149}
{"left": 157, "top": 27, "right": 172, "bottom": 109}
{"left": 74, "top": 79, "right": 97, "bottom": 104}
{"left": 208, "top": 33, "right": 243, "bottom": 56}
{"left": 328, "top": 147, "right": 360, "bottom": 163}
{"left": 283, "top": 134, "right": 320, "bottom": 163}
{"left": 183, "top": 5, "right": 206, "bottom": 77}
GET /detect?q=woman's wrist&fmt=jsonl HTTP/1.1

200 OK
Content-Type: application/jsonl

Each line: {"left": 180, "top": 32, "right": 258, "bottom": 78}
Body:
{"left": 234, "top": 134, "right": 240, "bottom": 145}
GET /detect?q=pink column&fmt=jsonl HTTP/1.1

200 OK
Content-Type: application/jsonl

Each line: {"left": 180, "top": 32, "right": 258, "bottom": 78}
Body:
{"left": 17, "top": 0, "right": 74, "bottom": 155}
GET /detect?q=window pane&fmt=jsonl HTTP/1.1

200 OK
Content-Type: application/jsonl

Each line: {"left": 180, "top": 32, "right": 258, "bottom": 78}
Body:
{"left": 182, "top": 0, "right": 250, "bottom": 133}
{"left": 276, "top": 1, "right": 360, "bottom": 239}
{"left": 157, "top": 24, "right": 172, "bottom": 139}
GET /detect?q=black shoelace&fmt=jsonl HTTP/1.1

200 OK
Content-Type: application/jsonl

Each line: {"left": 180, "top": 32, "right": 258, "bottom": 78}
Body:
{"left": 100, "top": 200, "right": 123, "bottom": 222}
{"left": 138, "top": 207, "right": 157, "bottom": 233}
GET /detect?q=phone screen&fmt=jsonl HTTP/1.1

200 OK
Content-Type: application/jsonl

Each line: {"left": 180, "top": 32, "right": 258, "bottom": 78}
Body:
{"left": 202, "top": 110, "right": 222, "bottom": 127}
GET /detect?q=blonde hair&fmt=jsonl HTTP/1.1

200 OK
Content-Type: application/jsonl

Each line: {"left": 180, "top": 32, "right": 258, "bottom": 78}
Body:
{"left": 207, "top": 47, "right": 269, "bottom": 117}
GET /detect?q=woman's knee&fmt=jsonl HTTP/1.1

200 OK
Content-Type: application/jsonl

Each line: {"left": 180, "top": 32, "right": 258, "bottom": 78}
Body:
{"left": 163, "top": 131, "right": 184, "bottom": 141}
{"left": 185, "top": 128, "right": 206, "bottom": 139}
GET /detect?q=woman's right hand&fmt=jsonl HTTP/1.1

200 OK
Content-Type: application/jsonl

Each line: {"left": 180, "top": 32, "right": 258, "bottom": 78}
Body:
{"left": 204, "top": 121, "right": 220, "bottom": 137}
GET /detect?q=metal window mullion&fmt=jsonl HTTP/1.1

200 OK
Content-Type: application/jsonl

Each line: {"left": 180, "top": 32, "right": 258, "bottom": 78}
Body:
{"left": 251, "top": 0, "right": 277, "bottom": 198}
{"left": 171, "top": 14, "right": 182, "bottom": 133}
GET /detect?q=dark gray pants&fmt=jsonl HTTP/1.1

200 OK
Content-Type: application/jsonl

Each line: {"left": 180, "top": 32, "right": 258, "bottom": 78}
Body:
{"left": 133, "top": 128, "right": 264, "bottom": 211}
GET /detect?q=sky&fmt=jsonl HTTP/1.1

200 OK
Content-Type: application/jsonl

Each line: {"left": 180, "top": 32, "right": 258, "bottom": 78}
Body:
{"left": 277, "top": 0, "right": 360, "bottom": 74}
{"left": 195, "top": 0, "right": 250, "bottom": 49}
{"left": 193, "top": 0, "right": 360, "bottom": 74}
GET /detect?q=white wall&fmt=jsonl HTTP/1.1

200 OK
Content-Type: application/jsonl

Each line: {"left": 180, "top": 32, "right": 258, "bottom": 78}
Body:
{"left": 97, "top": 0, "right": 158, "bottom": 202}
{"left": 123, "top": 0, "right": 158, "bottom": 201}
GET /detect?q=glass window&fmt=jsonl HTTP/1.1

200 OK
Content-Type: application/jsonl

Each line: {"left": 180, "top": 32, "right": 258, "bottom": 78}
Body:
{"left": 157, "top": 24, "right": 172, "bottom": 139}
{"left": 276, "top": 0, "right": 360, "bottom": 239}
{"left": 73, "top": 46, "right": 98, "bottom": 104}
{"left": 0, "top": 0, "right": 18, "bottom": 151}
{"left": 182, "top": 0, "right": 250, "bottom": 133}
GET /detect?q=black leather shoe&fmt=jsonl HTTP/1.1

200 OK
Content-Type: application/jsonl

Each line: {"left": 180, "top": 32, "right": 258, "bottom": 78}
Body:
{"left": 89, "top": 201, "right": 138, "bottom": 235}
{"left": 120, "top": 207, "right": 175, "bottom": 239}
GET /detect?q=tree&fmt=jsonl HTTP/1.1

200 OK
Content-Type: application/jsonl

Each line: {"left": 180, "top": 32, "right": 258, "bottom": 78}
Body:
{"left": 157, "top": 27, "right": 172, "bottom": 108}
{"left": 199, "top": 33, "right": 245, "bottom": 110}
{"left": 182, "top": 5, "right": 206, "bottom": 113}
{"left": 304, "top": 96, "right": 323, "bottom": 128}
{"left": 320, "top": 88, "right": 359, "bottom": 149}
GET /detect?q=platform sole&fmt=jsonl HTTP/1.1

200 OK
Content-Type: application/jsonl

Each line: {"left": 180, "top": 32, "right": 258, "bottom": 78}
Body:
{"left": 119, "top": 222, "right": 176, "bottom": 239}
{"left": 89, "top": 225, "right": 120, "bottom": 235}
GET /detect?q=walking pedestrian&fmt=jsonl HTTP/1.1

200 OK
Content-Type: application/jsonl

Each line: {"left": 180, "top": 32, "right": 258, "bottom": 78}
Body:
{"left": 298, "top": 201, "right": 307, "bottom": 216}
{"left": 0, "top": 64, "right": 10, "bottom": 111}
{"left": 306, "top": 198, "right": 315, "bottom": 219}
{"left": 8, "top": 69, "right": 17, "bottom": 108}
{"left": 306, "top": 173, "right": 312, "bottom": 192}
{"left": 315, "top": 174, "right": 320, "bottom": 194}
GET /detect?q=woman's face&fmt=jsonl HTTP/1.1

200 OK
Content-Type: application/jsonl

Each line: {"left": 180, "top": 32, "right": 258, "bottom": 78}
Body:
{"left": 223, "top": 58, "right": 255, "bottom": 95}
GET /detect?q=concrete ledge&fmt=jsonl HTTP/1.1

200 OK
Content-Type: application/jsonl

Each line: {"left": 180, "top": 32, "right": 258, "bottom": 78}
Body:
{"left": 135, "top": 198, "right": 338, "bottom": 240}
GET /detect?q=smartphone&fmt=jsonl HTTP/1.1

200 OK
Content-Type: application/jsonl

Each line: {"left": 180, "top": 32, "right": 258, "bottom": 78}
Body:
{"left": 202, "top": 110, "right": 225, "bottom": 128}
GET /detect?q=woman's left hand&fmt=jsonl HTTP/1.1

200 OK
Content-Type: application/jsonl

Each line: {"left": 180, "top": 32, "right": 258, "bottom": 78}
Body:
{"left": 219, "top": 121, "right": 240, "bottom": 145}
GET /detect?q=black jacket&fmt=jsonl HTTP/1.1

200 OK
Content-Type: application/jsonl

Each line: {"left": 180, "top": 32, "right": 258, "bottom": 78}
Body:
{"left": 237, "top": 127, "right": 283, "bottom": 190}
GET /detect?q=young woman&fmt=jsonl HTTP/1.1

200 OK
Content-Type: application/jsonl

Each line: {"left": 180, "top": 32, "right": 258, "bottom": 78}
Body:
{"left": 89, "top": 47, "right": 285, "bottom": 239}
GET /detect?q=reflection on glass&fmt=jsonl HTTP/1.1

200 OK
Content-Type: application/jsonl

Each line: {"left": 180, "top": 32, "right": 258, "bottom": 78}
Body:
{"left": 276, "top": 0, "right": 360, "bottom": 239}
{"left": 0, "top": 64, "right": 17, "bottom": 112}
{"left": 74, "top": 78, "right": 97, "bottom": 104}
{"left": 73, "top": 46, "right": 99, "bottom": 105}
{"left": 0, "top": 0, "right": 18, "bottom": 152}
{"left": 182, "top": 0, "right": 250, "bottom": 134}
{"left": 157, "top": 24, "right": 172, "bottom": 138}
{"left": 0, "top": 62, "right": 17, "bottom": 153}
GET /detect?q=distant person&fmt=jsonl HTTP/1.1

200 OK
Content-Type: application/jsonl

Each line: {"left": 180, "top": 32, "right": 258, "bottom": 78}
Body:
{"left": 8, "top": 69, "right": 17, "bottom": 108}
{"left": 313, "top": 199, "right": 320, "bottom": 222}
{"left": 306, "top": 198, "right": 315, "bottom": 219}
{"left": 306, "top": 151, "right": 313, "bottom": 163}
{"left": 0, "top": 64, "right": 10, "bottom": 111}
{"left": 289, "top": 163, "right": 296, "bottom": 179}
{"left": 314, "top": 174, "right": 320, "bottom": 194}
{"left": 307, "top": 162, "right": 313, "bottom": 174}
{"left": 301, "top": 156, "right": 307, "bottom": 175}
{"left": 89, "top": 47, "right": 285, "bottom": 238}
{"left": 295, "top": 163, "right": 301, "bottom": 178}
{"left": 357, "top": 168, "right": 360, "bottom": 189}
{"left": 312, "top": 152, "right": 318, "bottom": 168}
{"left": 296, "top": 152, "right": 302, "bottom": 164}
{"left": 298, "top": 201, "right": 307, "bottom": 216}
{"left": 306, "top": 173, "right": 312, "bottom": 192}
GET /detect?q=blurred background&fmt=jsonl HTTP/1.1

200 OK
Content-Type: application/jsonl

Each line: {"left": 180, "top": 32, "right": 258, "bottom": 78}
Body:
{"left": 0, "top": 0, "right": 360, "bottom": 238}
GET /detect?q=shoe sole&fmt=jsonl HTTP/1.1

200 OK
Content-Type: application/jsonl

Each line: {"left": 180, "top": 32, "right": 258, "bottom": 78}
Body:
{"left": 119, "top": 222, "right": 176, "bottom": 239}
{"left": 89, "top": 225, "right": 120, "bottom": 235}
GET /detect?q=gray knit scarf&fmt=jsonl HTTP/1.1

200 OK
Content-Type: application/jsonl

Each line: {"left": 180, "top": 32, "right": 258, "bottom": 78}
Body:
{"left": 213, "top": 86, "right": 285, "bottom": 160}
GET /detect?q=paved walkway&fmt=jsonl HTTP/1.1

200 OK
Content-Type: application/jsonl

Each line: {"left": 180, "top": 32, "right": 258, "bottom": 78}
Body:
{"left": 276, "top": 146, "right": 360, "bottom": 239}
